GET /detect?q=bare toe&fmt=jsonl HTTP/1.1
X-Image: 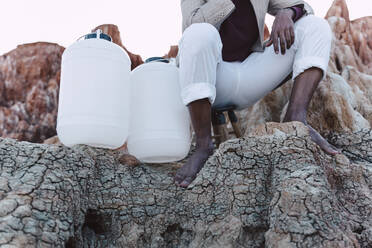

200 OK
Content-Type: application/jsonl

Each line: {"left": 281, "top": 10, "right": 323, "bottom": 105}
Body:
{"left": 179, "top": 176, "right": 195, "bottom": 188}
{"left": 308, "top": 125, "right": 340, "bottom": 155}
{"left": 174, "top": 146, "right": 213, "bottom": 187}
{"left": 174, "top": 173, "right": 185, "bottom": 185}
{"left": 321, "top": 142, "right": 340, "bottom": 155}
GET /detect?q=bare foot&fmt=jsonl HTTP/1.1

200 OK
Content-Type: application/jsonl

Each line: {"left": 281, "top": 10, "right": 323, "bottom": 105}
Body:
{"left": 306, "top": 124, "right": 340, "bottom": 155}
{"left": 174, "top": 143, "right": 214, "bottom": 188}
{"left": 283, "top": 111, "right": 340, "bottom": 155}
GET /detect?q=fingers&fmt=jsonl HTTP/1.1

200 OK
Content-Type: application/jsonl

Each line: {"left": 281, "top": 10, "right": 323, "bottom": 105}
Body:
{"left": 279, "top": 31, "right": 286, "bottom": 55}
{"left": 265, "top": 39, "right": 273, "bottom": 47}
{"left": 270, "top": 28, "right": 293, "bottom": 54}
{"left": 285, "top": 27, "right": 295, "bottom": 49}
{"left": 290, "top": 27, "right": 295, "bottom": 45}
{"left": 272, "top": 31, "right": 279, "bottom": 54}
{"left": 285, "top": 29, "right": 292, "bottom": 49}
{"left": 269, "top": 13, "right": 296, "bottom": 55}
{"left": 271, "top": 27, "right": 295, "bottom": 55}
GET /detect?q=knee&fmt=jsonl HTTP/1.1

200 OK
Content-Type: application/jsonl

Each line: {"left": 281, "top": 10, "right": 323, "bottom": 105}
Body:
{"left": 296, "top": 15, "right": 333, "bottom": 43}
{"left": 179, "top": 23, "right": 222, "bottom": 56}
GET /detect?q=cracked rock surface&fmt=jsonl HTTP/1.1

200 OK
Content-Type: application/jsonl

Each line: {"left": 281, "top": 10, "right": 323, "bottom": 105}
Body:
{"left": 0, "top": 122, "right": 371, "bottom": 248}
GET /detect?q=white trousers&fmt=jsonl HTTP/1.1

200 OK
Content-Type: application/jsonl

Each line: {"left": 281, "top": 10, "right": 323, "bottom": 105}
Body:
{"left": 178, "top": 15, "right": 332, "bottom": 109}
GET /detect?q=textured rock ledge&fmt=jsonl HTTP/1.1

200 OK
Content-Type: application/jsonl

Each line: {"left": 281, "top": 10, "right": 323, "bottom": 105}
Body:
{"left": 0, "top": 122, "right": 371, "bottom": 248}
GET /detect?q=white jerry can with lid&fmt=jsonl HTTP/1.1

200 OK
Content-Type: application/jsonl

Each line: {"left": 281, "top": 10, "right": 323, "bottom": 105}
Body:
{"left": 128, "top": 57, "right": 191, "bottom": 163}
{"left": 57, "top": 30, "right": 131, "bottom": 149}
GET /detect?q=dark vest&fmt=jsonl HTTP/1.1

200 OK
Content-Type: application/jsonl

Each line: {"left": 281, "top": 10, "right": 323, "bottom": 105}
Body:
{"left": 219, "top": 0, "right": 259, "bottom": 62}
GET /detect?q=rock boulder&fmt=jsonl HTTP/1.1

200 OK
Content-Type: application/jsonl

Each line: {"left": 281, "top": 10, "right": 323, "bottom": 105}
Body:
{"left": 0, "top": 42, "right": 64, "bottom": 143}
{"left": 0, "top": 122, "right": 371, "bottom": 247}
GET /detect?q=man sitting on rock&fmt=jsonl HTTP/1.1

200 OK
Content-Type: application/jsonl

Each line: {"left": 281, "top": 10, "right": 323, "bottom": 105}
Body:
{"left": 174, "top": 0, "right": 340, "bottom": 188}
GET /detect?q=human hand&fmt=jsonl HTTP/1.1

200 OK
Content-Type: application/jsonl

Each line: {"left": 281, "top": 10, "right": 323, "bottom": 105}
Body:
{"left": 163, "top": 45, "right": 179, "bottom": 59}
{"left": 128, "top": 53, "right": 144, "bottom": 70}
{"left": 266, "top": 9, "right": 295, "bottom": 55}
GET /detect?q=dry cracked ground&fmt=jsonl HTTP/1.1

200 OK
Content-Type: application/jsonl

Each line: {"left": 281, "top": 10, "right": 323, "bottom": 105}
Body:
{"left": 0, "top": 122, "right": 371, "bottom": 248}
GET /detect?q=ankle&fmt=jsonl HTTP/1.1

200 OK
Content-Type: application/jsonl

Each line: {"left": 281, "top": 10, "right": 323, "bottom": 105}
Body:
{"left": 283, "top": 110, "right": 307, "bottom": 123}
{"left": 195, "top": 138, "right": 214, "bottom": 152}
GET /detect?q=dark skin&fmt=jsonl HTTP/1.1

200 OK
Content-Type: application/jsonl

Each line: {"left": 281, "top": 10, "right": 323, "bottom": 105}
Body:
{"left": 174, "top": 98, "right": 214, "bottom": 188}
{"left": 175, "top": 8, "right": 340, "bottom": 188}
{"left": 266, "top": 8, "right": 296, "bottom": 54}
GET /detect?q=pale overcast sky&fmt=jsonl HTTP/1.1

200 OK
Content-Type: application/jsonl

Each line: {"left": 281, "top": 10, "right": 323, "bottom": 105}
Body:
{"left": 0, "top": 0, "right": 370, "bottom": 59}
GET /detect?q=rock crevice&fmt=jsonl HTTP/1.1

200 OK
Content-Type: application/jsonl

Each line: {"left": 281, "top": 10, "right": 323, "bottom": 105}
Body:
{"left": 0, "top": 122, "right": 371, "bottom": 247}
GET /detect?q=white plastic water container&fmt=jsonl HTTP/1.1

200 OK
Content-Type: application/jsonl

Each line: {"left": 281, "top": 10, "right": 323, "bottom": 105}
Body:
{"left": 128, "top": 58, "right": 191, "bottom": 163}
{"left": 57, "top": 30, "right": 131, "bottom": 149}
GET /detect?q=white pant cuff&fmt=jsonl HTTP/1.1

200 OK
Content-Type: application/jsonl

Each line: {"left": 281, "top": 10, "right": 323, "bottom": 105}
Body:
{"left": 181, "top": 82, "right": 216, "bottom": 106}
{"left": 293, "top": 56, "right": 329, "bottom": 81}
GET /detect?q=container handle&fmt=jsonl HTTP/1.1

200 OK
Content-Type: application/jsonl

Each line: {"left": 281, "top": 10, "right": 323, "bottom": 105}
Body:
{"left": 76, "top": 29, "right": 112, "bottom": 42}
{"left": 145, "top": 57, "right": 170, "bottom": 63}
